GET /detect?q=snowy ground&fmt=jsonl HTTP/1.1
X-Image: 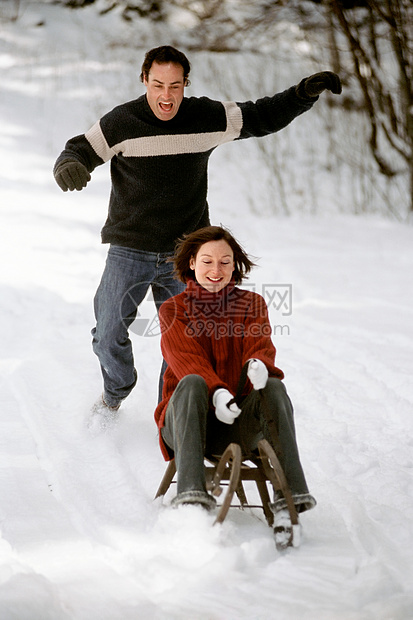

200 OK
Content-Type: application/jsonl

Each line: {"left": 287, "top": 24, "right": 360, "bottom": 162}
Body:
{"left": 1, "top": 3, "right": 413, "bottom": 619}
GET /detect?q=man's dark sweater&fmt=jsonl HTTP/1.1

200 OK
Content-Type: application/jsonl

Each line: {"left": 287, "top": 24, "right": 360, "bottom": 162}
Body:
{"left": 54, "top": 87, "right": 315, "bottom": 252}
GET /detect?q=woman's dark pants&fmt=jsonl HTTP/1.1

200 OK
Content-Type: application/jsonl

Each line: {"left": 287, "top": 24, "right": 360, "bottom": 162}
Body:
{"left": 161, "top": 375, "right": 309, "bottom": 497}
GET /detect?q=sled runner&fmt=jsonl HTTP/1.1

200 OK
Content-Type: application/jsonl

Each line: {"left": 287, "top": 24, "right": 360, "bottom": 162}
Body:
{"left": 155, "top": 438, "right": 299, "bottom": 546}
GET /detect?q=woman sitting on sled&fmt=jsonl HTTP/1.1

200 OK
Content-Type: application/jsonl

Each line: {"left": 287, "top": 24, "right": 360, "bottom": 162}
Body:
{"left": 154, "top": 225, "right": 316, "bottom": 548}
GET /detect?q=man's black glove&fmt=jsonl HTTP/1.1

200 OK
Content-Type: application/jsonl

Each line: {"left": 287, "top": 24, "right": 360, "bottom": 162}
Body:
{"left": 54, "top": 159, "right": 91, "bottom": 192}
{"left": 296, "top": 71, "right": 342, "bottom": 99}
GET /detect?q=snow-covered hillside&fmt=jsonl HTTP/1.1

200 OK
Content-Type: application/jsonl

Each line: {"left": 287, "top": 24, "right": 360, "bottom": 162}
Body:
{"left": 1, "top": 3, "right": 413, "bottom": 619}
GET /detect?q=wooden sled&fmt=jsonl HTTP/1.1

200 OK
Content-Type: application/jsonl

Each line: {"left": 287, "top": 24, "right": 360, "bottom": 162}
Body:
{"left": 155, "top": 439, "right": 298, "bottom": 544}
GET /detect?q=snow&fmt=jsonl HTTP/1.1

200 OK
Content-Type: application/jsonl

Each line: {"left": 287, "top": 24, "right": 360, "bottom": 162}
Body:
{"left": 1, "top": 2, "right": 413, "bottom": 619}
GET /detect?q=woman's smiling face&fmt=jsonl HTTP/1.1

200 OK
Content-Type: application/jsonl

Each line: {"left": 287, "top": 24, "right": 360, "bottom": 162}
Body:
{"left": 190, "top": 239, "right": 235, "bottom": 292}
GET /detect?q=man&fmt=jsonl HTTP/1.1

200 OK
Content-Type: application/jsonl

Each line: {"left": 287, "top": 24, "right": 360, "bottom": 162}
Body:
{"left": 53, "top": 45, "right": 341, "bottom": 422}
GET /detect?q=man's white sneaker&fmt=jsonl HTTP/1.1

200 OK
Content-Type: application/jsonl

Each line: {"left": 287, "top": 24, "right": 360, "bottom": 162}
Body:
{"left": 88, "top": 395, "right": 121, "bottom": 434}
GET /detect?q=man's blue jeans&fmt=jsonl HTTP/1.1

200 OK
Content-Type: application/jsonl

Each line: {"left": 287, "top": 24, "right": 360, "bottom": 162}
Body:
{"left": 91, "top": 245, "right": 184, "bottom": 407}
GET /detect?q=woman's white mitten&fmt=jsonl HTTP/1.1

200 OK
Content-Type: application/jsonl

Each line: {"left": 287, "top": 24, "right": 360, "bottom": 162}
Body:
{"left": 213, "top": 389, "right": 241, "bottom": 425}
{"left": 247, "top": 359, "right": 268, "bottom": 390}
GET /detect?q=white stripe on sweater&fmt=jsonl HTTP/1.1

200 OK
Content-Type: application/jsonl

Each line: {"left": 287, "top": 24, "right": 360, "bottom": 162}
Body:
{"left": 85, "top": 101, "right": 243, "bottom": 162}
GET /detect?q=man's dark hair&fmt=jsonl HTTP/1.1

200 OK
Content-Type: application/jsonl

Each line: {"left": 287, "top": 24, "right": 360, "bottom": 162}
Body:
{"left": 140, "top": 45, "right": 191, "bottom": 83}
{"left": 173, "top": 226, "right": 256, "bottom": 285}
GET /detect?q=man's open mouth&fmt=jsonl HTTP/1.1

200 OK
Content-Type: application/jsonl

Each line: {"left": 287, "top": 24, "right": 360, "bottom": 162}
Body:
{"left": 159, "top": 102, "right": 173, "bottom": 112}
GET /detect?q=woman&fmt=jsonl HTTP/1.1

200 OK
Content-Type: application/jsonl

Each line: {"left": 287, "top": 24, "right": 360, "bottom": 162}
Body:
{"left": 154, "top": 226, "right": 316, "bottom": 546}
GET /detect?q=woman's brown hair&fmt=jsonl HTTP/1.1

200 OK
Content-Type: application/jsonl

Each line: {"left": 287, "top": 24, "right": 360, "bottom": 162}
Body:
{"left": 173, "top": 226, "right": 255, "bottom": 285}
